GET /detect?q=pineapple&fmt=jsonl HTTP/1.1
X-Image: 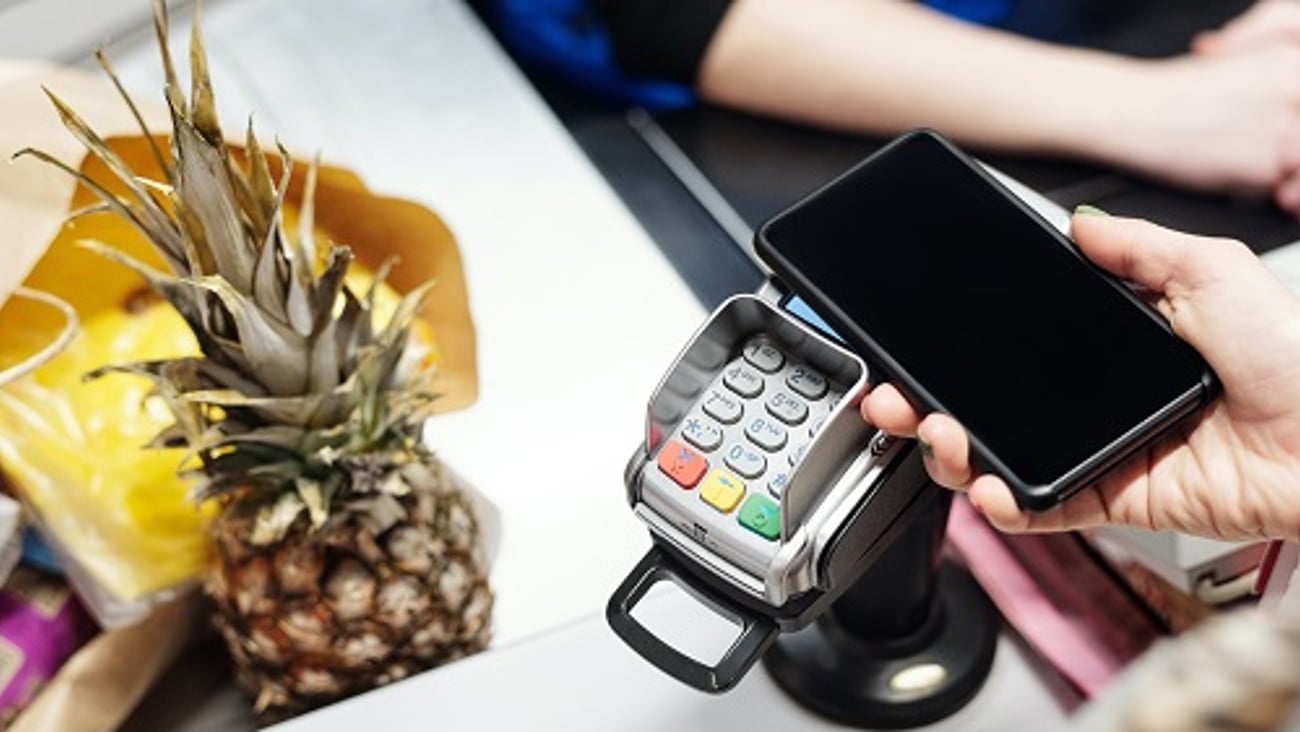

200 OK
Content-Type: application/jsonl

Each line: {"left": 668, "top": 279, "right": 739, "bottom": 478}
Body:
{"left": 20, "top": 0, "right": 492, "bottom": 721}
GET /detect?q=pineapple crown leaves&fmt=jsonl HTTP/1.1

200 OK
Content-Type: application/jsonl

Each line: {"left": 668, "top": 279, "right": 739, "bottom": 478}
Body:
{"left": 20, "top": 0, "right": 440, "bottom": 542}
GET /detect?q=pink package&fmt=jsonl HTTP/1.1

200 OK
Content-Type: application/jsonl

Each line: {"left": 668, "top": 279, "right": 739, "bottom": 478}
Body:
{"left": 946, "top": 497, "right": 1163, "bottom": 698}
{"left": 0, "top": 567, "right": 97, "bottom": 723}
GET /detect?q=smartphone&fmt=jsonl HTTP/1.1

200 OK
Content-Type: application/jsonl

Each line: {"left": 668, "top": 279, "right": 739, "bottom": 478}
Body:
{"left": 754, "top": 129, "right": 1217, "bottom": 510}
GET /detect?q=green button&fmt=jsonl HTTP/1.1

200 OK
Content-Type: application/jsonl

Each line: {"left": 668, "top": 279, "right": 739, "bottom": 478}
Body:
{"left": 738, "top": 494, "right": 780, "bottom": 541}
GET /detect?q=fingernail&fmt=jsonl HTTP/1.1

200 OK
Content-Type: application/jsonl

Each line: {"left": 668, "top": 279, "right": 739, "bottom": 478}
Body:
{"left": 1074, "top": 204, "right": 1110, "bottom": 217}
{"left": 917, "top": 438, "right": 933, "bottom": 459}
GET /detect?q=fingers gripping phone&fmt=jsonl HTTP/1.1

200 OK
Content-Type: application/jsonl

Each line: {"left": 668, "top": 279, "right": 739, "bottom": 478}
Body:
{"left": 755, "top": 129, "right": 1217, "bottom": 510}
{"left": 607, "top": 291, "right": 932, "bottom": 692}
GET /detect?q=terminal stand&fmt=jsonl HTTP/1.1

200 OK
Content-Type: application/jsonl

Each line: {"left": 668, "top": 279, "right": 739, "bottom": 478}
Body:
{"left": 763, "top": 487, "right": 999, "bottom": 728}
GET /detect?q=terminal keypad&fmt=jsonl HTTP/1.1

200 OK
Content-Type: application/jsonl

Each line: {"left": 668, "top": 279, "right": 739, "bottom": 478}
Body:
{"left": 654, "top": 336, "right": 842, "bottom": 542}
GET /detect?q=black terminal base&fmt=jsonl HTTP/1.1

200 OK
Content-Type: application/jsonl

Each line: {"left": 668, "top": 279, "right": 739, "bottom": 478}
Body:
{"left": 764, "top": 561, "right": 997, "bottom": 728}
{"left": 764, "top": 491, "right": 999, "bottom": 728}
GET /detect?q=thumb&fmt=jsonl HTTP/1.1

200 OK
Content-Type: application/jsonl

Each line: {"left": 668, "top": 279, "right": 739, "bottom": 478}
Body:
{"left": 1069, "top": 212, "right": 1219, "bottom": 295}
{"left": 1071, "top": 212, "right": 1300, "bottom": 394}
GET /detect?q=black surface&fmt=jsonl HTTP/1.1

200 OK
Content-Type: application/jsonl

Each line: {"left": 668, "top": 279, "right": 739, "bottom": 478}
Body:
{"left": 652, "top": 104, "right": 1300, "bottom": 256}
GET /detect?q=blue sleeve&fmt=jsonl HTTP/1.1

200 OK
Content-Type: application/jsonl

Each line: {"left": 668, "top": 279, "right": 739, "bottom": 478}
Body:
{"left": 489, "top": 0, "right": 697, "bottom": 110}
{"left": 923, "top": 0, "right": 1015, "bottom": 25}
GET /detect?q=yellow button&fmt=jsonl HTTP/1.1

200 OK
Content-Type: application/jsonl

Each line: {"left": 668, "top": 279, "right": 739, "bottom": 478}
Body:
{"left": 699, "top": 469, "right": 746, "bottom": 513}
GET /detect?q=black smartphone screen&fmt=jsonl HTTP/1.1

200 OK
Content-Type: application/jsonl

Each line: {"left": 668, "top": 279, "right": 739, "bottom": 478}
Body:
{"left": 757, "top": 131, "right": 1212, "bottom": 507}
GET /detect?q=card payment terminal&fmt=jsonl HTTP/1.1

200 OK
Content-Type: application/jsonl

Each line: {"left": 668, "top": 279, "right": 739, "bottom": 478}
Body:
{"left": 607, "top": 284, "right": 933, "bottom": 692}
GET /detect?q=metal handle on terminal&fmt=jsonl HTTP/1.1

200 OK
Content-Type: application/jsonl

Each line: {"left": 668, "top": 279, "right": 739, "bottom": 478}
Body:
{"left": 606, "top": 545, "right": 778, "bottom": 693}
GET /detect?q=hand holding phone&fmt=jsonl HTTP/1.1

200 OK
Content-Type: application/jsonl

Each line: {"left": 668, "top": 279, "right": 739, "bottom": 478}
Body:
{"left": 756, "top": 130, "right": 1218, "bottom": 512}
{"left": 865, "top": 212, "right": 1300, "bottom": 542}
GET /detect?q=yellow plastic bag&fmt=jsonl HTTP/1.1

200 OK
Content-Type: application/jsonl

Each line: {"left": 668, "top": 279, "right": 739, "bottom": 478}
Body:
{"left": 0, "top": 302, "right": 213, "bottom": 608}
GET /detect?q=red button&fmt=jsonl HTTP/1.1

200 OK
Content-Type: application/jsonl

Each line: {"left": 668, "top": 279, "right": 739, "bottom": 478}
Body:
{"left": 657, "top": 441, "right": 708, "bottom": 488}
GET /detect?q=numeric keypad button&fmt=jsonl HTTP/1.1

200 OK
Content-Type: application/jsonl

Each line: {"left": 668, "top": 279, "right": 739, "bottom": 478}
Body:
{"left": 809, "top": 415, "right": 827, "bottom": 438}
{"left": 766, "top": 391, "right": 808, "bottom": 425}
{"left": 786, "top": 366, "right": 828, "bottom": 400}
{"left": 724, "top": 364, "right": 765, "bottom": 398}
{"left": 724, "top": 442, "right": 767, "bottom": 479}
{"left": 744, "top": 417, "right": 788, "bottom": 452}
{"left": 767, "top": 471, "right": 789, "bottom": 499}
{"left": 681, "top": 416, "right": 723, "bottom": 452}
{"left": 742, "top": 339, "right": 785, "bottom": 373}
{"left": 788, "top": 442, "right": 809, "bottom": 467}
{"left": 702, "top": 389, "right": 743, "bottom": 424}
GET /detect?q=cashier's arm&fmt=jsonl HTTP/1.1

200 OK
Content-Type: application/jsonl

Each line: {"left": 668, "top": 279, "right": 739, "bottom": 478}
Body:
{"left": 696, "top": 0, "right": 1300, "bottom": 212}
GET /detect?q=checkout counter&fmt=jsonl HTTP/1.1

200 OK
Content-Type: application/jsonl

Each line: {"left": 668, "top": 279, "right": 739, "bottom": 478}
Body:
{"left": 32, "top": 0, "right": 1300, "bottom": 728}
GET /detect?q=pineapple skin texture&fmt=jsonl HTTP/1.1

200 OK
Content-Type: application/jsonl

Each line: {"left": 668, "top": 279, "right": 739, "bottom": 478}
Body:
{"left": 207, "top": 455, "right": 492, "bottom": 723}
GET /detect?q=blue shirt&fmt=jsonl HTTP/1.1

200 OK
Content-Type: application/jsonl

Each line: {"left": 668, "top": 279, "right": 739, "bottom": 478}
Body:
{"left": 490, "top": 0, "right": 1019, "bottom": 109}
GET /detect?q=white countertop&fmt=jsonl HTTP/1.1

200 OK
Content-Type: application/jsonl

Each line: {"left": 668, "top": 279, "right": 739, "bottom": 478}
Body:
{"left": 275, "top": 590, "right": 1072, "bottom": 732}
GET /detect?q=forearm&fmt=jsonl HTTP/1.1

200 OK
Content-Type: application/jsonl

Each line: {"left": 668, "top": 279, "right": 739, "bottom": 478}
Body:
{"left": 696, "top": 0, "right": 1143, "bottom": 161}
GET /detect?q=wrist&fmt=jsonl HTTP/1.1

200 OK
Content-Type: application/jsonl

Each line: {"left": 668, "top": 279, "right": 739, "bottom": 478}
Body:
{"left": 1039, "top": 56, "right": 1162, "bottom": 168}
